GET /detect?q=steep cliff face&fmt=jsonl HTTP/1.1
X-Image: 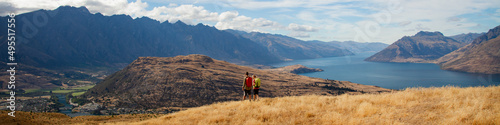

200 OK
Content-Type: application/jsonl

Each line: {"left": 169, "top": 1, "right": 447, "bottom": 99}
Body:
{"left": 365, "top": 31, "right": 466, "bottom": 63}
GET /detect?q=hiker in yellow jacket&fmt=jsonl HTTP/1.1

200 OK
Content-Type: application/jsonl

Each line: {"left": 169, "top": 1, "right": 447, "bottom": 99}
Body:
{"left": 253, "top": 75, "right": 261, "bottom": 101}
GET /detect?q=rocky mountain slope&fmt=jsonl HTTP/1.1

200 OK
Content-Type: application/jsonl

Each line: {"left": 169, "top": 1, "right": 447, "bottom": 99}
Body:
{"left": 82, "top": 54, "right": 390, "bottom": 110}
{"left": 365, "top": 31, "right": 466, "bottom": 63}
{"left": 437, "top": 25, "right": 500, "bottom": 74}
{"left": 225, "top": 30, "right": 353, "bottom": 61}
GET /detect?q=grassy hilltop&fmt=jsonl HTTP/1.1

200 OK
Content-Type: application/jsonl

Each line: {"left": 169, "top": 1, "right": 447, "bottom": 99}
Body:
{"left": 122, "top": 86, "right": 499, "bottom": 125}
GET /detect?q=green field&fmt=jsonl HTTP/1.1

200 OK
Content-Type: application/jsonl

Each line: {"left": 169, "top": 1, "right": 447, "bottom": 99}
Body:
{"left": 51, "top": 89, "right": 79, "bottom": 93}
{"left": 71, "top": 85, "right": 95, "bottom": 90}
{"left": 24, "top": 88, "right": 47, "bottom": 93}
{"left": 71, "top": 91, "right": 86, "bottom": 96}
{"left": 21, "top": 85, "right": 95, "bottom": 95}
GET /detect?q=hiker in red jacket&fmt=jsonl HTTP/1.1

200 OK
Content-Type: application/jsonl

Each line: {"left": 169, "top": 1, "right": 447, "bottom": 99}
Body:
{"left": 242, "top": 72, "right": 253, "bottom": 101}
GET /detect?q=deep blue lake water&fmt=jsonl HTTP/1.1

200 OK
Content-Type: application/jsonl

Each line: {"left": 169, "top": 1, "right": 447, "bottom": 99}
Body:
{"left": 271, "top": 53, "right": 500, "bottom": 90}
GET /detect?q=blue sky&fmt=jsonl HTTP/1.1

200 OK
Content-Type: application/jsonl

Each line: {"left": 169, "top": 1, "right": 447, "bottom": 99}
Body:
{"left": 2, "top": 0, "right": 500, "bottom": 44}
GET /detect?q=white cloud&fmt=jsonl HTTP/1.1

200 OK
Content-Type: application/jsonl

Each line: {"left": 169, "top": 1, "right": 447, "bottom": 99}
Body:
{"left": 219, "top": 11, "right": 238, "bottom": 21}
{"left": 168, "top": 3, "right": 178, "bottom": 7}
{"left": 0, "top": 0, "right": 288, "bottom": 33}
{"left": 294, "top": 0, "right": 500, "bottom": 43}
{"left": 215, "top": 15, "right": 283, "bottom": 32}
{"left": 288, "top": 23, "right": 318, "bottom": 32}
{"left": 224, "top": 0, "right": 353, "bottom": 10}
{"left": 1, "top": 0, "right": 500, "bottom": 44}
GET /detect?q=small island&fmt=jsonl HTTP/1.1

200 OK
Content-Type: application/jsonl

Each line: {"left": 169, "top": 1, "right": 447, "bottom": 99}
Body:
{"left": 268, "top": 64, "right": 324, "bottom": 74}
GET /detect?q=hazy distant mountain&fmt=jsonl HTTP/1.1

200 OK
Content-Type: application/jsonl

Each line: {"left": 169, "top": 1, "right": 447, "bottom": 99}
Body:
{"left": 320, "top": 41, "right": 389, "bottom": 54}
{"left": 365, "top": 31, "right": 466, "bottom": 63}
{"left": 83, "top": 54, "right": 390, "bottom": 110}
{"left": 225, "top": 30, "right": 353, "bottom": 61}
{"left": 437, "top": 25, "right": 500, "bottom": 74}
{"left": 449, "top": 33, "right": 485, "bottom": 44}
{"left": 0, "top": 6, "right": 281, "bottom": 70}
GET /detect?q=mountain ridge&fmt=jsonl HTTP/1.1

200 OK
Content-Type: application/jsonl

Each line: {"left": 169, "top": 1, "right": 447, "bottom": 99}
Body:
{"left": 364, "top": 31, "right": 466, "bottom": 63}
{"left": 225, "top": 29, "right": 354, "bottom": 61}
{"left": 449, "top": 32, "right": 485, "bottom": 44}
{"left": 0, "top": 6, "right": 281, "bottom": 70}
{"left": 437, "top": 25, "right": 500, "bottom": 74}
{"left": 322, "top": 41, "right": 388, "bottom": 54}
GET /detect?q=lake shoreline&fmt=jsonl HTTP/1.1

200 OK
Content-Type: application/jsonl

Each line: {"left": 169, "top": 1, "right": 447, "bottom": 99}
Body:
{"left": 271, "top": 52, "right": 500, "bottom": 90}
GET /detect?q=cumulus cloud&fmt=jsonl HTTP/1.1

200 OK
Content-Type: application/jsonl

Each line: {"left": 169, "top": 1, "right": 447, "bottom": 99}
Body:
{"left": 215, "top": 16, "right": 282, "bottom": 32}
{"left": 219, "top": 11, "right": 238, "bottom": 21}
{"left": 288, "top": 23, "right": 318, "bottom": 32}
{"left": 0, "top": 0, "right": 289, "bottom": 33}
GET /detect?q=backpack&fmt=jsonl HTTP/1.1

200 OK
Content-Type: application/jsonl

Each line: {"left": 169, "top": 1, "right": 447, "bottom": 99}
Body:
{"left": 254, "top": 78, "right": 261, "bottom": 88}
{"left": 245, "top": 77, "right": 253, "bottom": 87}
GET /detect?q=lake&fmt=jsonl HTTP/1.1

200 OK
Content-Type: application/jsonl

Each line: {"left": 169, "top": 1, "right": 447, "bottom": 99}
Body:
{"left": 271, "top": 53, "right": 500, "bottom": 90}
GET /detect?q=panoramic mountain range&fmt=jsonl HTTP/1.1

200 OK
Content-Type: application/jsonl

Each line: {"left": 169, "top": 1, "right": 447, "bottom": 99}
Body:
{"left": 0, "top": 6, "right": 277, "bottom": 69}
{"left": 226, "top": 30, "right": 354, "bottom": 60}
{"left": 82, "top": 54, "right": 390, "bottom": 111}
{"left": 226, "top": 29, "right": 388, "bottom": 60}
{"left": 0, "top": 6, "right": 390, "bottom": 89}
{"left": 0, "top": 6, "right": 384, "bottom": 70}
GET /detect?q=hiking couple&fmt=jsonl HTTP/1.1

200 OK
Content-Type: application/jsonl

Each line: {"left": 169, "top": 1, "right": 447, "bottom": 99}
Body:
{"left": 242, "top": 72, "right": 261, "bottom": 101}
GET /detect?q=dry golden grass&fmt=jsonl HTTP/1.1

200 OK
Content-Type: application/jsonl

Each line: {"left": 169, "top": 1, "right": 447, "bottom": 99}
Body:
{"left": 116, "top": 86, "right": 499, "bottom": 125}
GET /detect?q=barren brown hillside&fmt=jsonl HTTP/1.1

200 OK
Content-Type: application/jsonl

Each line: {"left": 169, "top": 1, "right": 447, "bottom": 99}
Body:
{"left": 365, "top": 31, "right": 466, "bottom": 63}
{"left": 437, "top": 25, "right": 500, "bottom": 74}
